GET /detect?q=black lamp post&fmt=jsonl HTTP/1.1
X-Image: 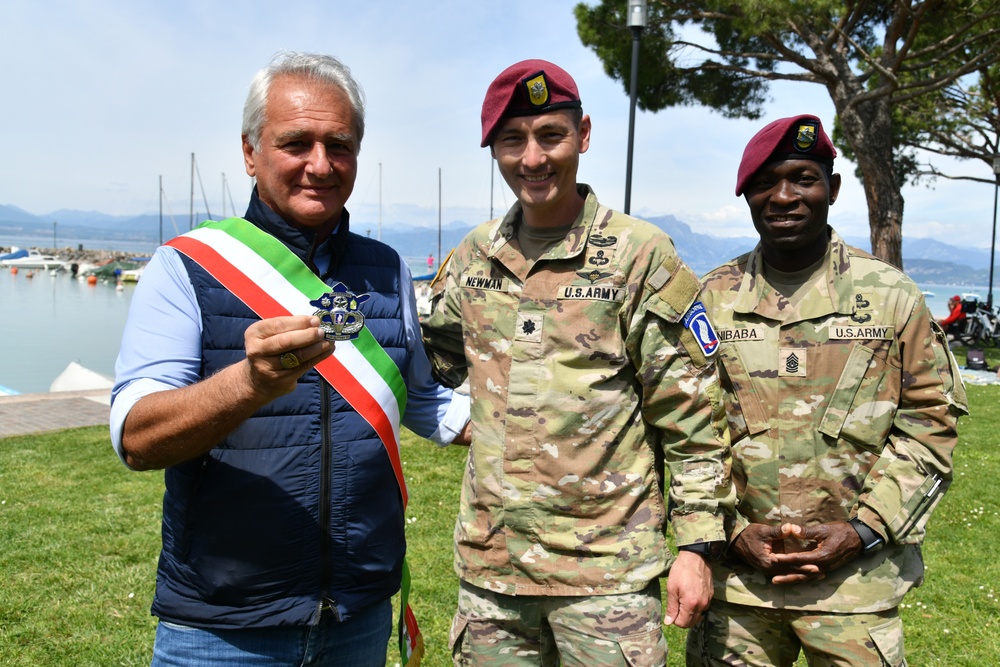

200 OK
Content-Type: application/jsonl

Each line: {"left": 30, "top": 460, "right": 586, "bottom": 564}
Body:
{"left": 989, "top": 153, "right": 1000, "bottom": 310}
{"left": 624, "top": 0, "right": 646, "bottom": 215}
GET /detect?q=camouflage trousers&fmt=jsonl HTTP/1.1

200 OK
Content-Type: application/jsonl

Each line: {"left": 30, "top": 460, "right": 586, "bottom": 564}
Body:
{"left": 449, "top": 579, "right": 667, "bottom": 667}
{"left": 685, "top": 599, "right": 906, "bottom": 666}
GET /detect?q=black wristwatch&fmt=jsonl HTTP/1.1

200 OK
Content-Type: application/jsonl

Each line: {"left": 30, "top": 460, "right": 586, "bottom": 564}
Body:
{"left": 678, "top": 541, "right": 726, "bottom": 561}
{"left": 849, "top": 517, "right": 885, "bottom": 555}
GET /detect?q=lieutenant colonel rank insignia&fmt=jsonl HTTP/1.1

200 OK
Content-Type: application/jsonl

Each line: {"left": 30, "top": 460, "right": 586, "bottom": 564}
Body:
{"left": 794, "top": 121, "right": 819, "bottom": 153}
{"left": 524, "top": 72, "right": 549, "bottom": 108}
{"left": 311, "top": 282, "right": 371, "bottom": 341}
{"left": 682, "top": 301, "right": 719, "bottom": 357}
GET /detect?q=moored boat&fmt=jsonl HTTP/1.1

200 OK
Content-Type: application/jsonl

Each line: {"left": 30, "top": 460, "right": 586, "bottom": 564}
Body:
{"left": 0, "top": 249, "right": 68, "bottom": 270}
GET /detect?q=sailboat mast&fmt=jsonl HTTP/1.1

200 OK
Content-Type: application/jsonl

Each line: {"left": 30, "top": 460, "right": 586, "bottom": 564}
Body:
{"left": 189, "top": 153, "right": 195, "bottom": 230}
{"left": 437, "top": 168, "right": 442, "bottom": 269}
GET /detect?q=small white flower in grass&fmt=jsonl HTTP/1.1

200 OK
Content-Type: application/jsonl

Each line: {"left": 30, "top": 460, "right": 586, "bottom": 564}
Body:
{"left": 944, "top": 629, "right": 951, "bottom": 634}
{"left": 128, "top": 593, "right": 135, "bottom": 599}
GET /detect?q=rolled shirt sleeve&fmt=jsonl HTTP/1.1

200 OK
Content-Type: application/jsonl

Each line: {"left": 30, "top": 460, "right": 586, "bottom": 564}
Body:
{"left": 110, "top": 247, "right": 202, "bottom": 466}
{"left": 398, "top": 257, "right": 469, "bottom": 444}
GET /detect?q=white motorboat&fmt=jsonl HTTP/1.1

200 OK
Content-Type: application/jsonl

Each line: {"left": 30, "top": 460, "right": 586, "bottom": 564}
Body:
{"left": 0, "top": 248, "right": 68, "bottom": 270}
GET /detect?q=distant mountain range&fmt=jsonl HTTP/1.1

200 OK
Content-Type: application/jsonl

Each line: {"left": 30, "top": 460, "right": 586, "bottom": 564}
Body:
{"left": 1, "top": 204, "right": 996, "bottom": 285}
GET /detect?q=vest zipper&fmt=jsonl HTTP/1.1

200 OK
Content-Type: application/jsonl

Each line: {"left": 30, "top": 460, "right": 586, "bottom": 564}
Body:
{"left": 317, "top": 381, "right": 335, "bottom": 623}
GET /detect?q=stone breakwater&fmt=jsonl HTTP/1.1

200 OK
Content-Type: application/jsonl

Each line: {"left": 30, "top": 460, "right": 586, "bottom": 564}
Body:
{"left": 1, "top": 245, "right": 140, "bottom": 267}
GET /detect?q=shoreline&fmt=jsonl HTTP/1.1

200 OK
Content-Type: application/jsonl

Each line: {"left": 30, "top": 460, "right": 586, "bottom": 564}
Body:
{"left": 1, "top": 244, "right": 144, "bottom": 267}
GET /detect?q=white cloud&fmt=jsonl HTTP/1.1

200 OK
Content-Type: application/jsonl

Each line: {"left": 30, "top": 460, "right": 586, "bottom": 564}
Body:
{"left": 1, "top": 0, "right": 996, "bottom": 249}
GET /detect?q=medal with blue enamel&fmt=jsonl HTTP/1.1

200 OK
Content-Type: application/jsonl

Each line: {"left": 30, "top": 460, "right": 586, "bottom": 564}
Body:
{"left": 311, "top": 282, "right": 371, "bottom": 341}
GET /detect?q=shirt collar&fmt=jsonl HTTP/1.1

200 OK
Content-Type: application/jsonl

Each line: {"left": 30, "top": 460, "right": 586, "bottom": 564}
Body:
{"left": 243, "top": 187, "right": 350, "bottom": 276}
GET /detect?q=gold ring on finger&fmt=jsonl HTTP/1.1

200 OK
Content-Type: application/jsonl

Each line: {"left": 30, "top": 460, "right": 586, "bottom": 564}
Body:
{"left": 279, "top": 352, "right": 300, "bottom": 370}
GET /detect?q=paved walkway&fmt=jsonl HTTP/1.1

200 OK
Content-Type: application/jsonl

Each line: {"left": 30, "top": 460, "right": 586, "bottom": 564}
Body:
{"left": 0, "top": 390, "right": 111, "bottom": 439}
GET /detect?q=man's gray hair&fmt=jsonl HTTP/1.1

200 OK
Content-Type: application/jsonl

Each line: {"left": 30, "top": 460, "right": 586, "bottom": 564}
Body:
{"left": 242, "top": 51, "right": 366, "bottom": 152}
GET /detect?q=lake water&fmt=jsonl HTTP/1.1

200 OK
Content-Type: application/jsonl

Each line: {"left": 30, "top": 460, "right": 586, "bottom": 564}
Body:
{"left": 0, "top": 268, "right": 135, "bottom": 394}
{"left": 0, "top": 260, "right": 986, "bottom": 395}
{"left": 0, "top": 253, "right": 435, "bottom": 395}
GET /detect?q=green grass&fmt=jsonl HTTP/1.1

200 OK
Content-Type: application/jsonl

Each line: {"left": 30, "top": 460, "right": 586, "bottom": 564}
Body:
{"left": 1, "top": 350, "right": 997, "bottom": 665}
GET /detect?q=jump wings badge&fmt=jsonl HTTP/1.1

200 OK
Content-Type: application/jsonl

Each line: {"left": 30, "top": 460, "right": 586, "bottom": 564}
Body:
{"left": 310, "top": 282, "right": 371, "bottom": 341}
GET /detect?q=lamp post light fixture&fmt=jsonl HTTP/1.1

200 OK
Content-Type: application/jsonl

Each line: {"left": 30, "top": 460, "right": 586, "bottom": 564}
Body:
{"left": 989, "top": 152, "right": 1000, "bottom": 310}
{"left": 624, "top": 0, "right": 647, "bottom": 215}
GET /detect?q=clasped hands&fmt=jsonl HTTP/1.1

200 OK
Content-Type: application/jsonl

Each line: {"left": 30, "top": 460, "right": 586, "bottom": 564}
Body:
{"left": 732, "top": 522, "right": 864, "bottom": 585}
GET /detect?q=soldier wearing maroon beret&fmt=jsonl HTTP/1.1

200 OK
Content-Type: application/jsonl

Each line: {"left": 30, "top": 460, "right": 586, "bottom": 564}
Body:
{"left": 695, "top": 115, "right": 968, "bottom": 665}
{"left": 422, "top": 59, "right": 736, "bottom": 666}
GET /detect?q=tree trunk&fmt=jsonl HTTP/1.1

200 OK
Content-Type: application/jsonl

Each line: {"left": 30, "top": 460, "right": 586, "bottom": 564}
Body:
{"left": 832, "top": 96, "right": 905, "bottom": 269}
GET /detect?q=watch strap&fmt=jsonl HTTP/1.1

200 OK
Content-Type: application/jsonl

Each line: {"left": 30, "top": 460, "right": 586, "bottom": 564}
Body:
{"left": 677, "top": 541, "right": 726, "bottom": 561}
{"left": 849, "top": 517, "right": 884, "bottom": 554}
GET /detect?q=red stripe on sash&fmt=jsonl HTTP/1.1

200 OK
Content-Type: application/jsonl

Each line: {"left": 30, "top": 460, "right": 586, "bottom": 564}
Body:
{"left": 167, "top": 235, "right": 408, "bottom": 504}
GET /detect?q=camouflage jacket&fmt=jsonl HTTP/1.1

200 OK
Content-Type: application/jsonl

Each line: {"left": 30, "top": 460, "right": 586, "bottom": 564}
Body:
{"left": 421, "top": 186, "right": 734, "bottom": 595}
{"left": 700, "top": 229, "right": 968, "bottom": 612}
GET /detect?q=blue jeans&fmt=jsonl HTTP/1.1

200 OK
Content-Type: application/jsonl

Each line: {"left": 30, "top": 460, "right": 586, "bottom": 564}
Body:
{"left": 150, "top": 599, "right": 392, "bottom": 667}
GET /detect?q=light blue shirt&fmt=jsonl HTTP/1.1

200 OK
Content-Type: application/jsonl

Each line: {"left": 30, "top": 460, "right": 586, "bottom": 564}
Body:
{"left": 110, "top": 241, "right": 468, "bottom": 464}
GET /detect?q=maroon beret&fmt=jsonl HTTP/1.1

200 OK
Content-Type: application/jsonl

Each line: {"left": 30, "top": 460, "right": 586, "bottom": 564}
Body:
{"left": 480, "top": 59, "right": 582, "bottom": 147}
{"left": 735, "top": 114, "right": 837, "bottom": 196}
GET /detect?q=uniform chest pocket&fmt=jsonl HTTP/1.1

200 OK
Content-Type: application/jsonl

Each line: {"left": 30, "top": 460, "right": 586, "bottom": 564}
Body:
{"left": 717, "top": 344, "right": 770, "bottom": 444}
{"left": 818, "top": 342, "right": 900, "bottom": 451}
{"left": 543, "top": 293, "right": 629, "bottom": 366}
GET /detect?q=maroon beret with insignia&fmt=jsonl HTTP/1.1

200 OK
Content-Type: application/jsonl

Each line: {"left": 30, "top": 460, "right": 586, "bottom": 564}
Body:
{"left": 735, "top": 114, "right": 837, "bottom": 196}
{"left": 480, "top": 59, "right": 582, "bottom": 147}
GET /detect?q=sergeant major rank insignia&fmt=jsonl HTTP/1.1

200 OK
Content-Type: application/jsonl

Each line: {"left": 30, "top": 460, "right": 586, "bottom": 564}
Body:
{"left": 311, "top": 282, "right": 371, "bottom": 341}
{"left": 682, "top": 301, "right": 720, "bottom": 357}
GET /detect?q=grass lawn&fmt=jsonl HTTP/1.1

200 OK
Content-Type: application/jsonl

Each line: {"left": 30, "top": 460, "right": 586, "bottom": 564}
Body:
{"left": 1, "top": 346, "right": 996, "bottom": 665}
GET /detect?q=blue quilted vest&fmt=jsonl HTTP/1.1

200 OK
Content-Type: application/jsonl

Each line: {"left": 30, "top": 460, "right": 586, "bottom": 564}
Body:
{"left": 152, "top": 193, "right": 411, "bottom": 628}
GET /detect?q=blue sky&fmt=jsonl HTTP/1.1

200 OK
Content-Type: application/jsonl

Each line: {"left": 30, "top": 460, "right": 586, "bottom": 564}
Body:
{"left": 3, "top": 0, "right": 996, "bottom": 246}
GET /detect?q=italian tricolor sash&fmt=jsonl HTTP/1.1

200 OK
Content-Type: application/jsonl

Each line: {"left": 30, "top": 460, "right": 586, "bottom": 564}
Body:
{"left": 167, "top": 217, "right": 424, "bottom": 666}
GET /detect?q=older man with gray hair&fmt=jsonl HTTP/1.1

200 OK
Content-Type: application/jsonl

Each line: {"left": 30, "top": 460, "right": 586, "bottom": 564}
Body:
{"left": 111, "top": 51, "right": 470, "bottom": 666}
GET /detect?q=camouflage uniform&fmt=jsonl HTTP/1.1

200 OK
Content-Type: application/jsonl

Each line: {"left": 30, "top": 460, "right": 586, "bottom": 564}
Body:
{"left": 696, "top": 230, "right": 967, "bottom": 664}
{"left": 422, "top": 185, "right": 734, "bottom": 597}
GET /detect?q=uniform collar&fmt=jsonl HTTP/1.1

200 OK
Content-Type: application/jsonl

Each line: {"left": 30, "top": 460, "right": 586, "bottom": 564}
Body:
{"left": 734, "top": 227, "right": 857, "bottom": 321}
{"left": 487, "top": 183, "right": 598, "bottom": 261}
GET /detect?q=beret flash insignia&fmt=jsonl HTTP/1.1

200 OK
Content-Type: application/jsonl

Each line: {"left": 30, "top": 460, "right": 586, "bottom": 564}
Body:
{"left": 524, "top": 72, "right": 549, "bottom": 107}
{"left": 794, "top": 121, "right": 819, "bottom": 153}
